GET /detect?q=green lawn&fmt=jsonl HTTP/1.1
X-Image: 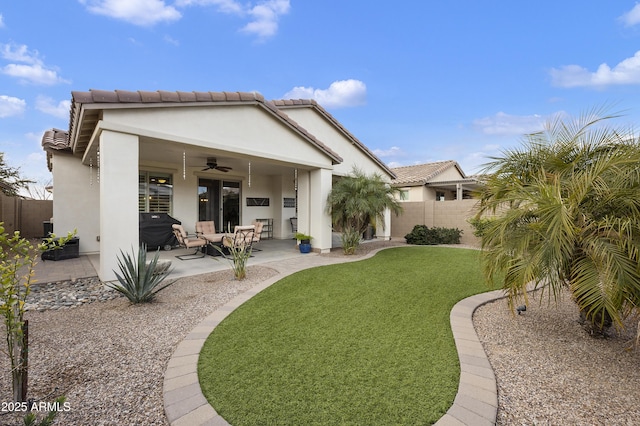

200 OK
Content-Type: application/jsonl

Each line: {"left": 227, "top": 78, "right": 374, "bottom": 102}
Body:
{"left": 198, "top": 246, "right": 494, "bottom": 425}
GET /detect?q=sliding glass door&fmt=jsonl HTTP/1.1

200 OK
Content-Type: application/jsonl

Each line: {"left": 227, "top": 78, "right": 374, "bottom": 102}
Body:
{"left": 198, "top": 179, "right": 240, "bottom": 231}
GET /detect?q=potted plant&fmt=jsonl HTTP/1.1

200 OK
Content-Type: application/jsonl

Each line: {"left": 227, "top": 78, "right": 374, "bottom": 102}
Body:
{"left": 295, "top": 232, "right": 312, "bottom": 253}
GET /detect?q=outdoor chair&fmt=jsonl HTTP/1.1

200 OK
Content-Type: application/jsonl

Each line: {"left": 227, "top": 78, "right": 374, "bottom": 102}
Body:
{"left": 172, "top": 224, "right": 208, "bottom": 260}
{"left": 250, "top": 221, "right": 264, "bottom": 251}
{"left": 196, "top": 220, "right": 216, "bottom": 235}
{"left": 290, "top": 217, "right": 297, "bottom": 237}
{"left": 222, "top": 225, "right": 256, "bottom": 253}
{"left": 196, "top": 220, "right": 225, "bottom": 244}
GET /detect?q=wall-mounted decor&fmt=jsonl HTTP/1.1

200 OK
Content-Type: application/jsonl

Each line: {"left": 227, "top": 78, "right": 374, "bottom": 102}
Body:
{"left": 283, "top": 197, "right": 296, "bottom": 208}
{"left": 247, "top": 197, "right": 269, "bottom": 206}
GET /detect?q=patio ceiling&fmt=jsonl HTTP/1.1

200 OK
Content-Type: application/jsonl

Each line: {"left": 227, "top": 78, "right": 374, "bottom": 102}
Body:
{"left": 138, "top": 137, "right": 307, "bottom": 177}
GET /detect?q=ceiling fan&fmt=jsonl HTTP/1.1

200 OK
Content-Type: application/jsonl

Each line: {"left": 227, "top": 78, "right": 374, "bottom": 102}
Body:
{"left": 201, "top": 157, "right": 232, "bottom": 172}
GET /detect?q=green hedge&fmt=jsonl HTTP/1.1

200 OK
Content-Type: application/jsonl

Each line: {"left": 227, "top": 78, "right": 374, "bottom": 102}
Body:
{"left": 404, "top": 225, "right": 462, "bottom": 245}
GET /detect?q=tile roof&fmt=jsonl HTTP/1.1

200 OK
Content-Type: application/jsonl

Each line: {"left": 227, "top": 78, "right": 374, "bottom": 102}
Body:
{"left": 41, "top": 90, "right": 392, "bottom": 178}
{"left": 64, "top": 90, "right": 342, "bottom": 166}
{"left": 390, "top": 160, "right": 465, "bottom": 185}
{"left": 42, "top": 128, "right": 71, "bottom": 152}
{"left": 272, "top": 99, "right": 395, "bottom": 178}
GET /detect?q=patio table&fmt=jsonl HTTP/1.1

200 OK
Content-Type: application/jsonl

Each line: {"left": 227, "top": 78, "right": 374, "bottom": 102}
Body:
{"left": 200, "top": 233, "right": 226, "bottom": 244}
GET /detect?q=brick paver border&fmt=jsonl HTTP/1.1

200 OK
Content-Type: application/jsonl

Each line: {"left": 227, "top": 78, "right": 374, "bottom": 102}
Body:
{"left": 163, "top": 249, "right": 505, "bottom": 426}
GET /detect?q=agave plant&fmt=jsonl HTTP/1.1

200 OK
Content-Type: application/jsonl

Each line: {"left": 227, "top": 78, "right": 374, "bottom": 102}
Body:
{"left": 108, "top": 244, "right": 175, "bottom": 303}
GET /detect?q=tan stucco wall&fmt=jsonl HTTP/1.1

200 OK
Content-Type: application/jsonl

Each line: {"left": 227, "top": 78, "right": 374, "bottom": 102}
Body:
{"left": 391, "top": 199, "right": 480, "bottom": 246}
{"left": 430, "top": 166, "right": 465, "bottom": 182}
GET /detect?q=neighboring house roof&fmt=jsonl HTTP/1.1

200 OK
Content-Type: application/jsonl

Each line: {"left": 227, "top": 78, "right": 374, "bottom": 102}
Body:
{"left": 390, "top": 160, "right": 467, "bottom": 186}
{"left": 42, "top": 128, "right": 71, "bottom": 153}
{"left": 42, "top": 90, "right": 387, "bottom": 175}
{"left": 272, "top": 99, "right": 395, "bottom": 178}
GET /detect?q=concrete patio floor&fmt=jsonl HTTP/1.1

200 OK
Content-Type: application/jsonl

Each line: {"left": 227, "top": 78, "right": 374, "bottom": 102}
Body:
{"left": 33, "top": 238, "right": 309, "bottom": 283}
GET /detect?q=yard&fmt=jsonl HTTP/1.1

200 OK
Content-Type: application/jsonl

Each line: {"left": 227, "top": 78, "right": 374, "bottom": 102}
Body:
{"left": 198, "top": 247, "right": 494, "bottom": 425}
{"left": 1, "top": 243, "right": 639, "bottom": 424}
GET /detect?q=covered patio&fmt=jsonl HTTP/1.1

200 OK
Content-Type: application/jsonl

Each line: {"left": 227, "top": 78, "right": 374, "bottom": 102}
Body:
{"left": 42, "top": 90, "right": 395, "bottom": 282}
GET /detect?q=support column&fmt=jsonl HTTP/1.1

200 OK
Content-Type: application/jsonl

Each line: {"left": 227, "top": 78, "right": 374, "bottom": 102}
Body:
{"left": 99, "top": 130, "right": 139, "bottom": 281}
{"left": 297, "top": 170, "right": 311, "bottom": 240}
{"left": 309, "top": 168, "right": 332, "bottom": 253}
{"left": 376, "top": 208, "right": 392, "bottom": 241}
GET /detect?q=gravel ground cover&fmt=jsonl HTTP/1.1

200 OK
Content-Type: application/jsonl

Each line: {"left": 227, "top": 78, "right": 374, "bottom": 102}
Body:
{"left": 474, "top": 289, "right": 640, "bottom": 425}
{"left": 0, "top": 266, "right": 278, "bottom": 426}
{"left": 2, "top": 240, "right": 639, "bottom": 425}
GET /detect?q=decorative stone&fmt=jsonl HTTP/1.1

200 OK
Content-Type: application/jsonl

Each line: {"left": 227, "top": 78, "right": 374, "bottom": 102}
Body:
{"left": 25, "top": 277, "right": 120, "bottom": 311}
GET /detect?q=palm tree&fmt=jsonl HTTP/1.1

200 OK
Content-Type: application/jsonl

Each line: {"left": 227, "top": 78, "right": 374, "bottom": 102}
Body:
{"left": 327, "top": 167, "right": 403, "bottom": 254}
{"left": 475, "top": 109, "right": 640, "bottom": 335}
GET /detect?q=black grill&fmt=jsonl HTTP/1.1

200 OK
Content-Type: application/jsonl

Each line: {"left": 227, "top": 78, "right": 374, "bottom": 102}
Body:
{"left": 139, "top": 213, "right": 181, "bottom": 250}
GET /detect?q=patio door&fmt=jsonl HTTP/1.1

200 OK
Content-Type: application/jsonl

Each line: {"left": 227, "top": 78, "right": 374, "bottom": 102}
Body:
{"left": 198, "top": 179, "right": 240, "bottom": 231}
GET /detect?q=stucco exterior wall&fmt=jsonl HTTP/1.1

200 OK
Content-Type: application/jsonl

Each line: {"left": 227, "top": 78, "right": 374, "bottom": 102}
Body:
{"left": 52, "top": 154, "right": 100, "bottom": 253}
{"left": 430, "top": 166, "right": 465, "bottom": 182}
{"left": 99, "top": 131, "right": 139, "bottom": 281}
{"left": 279, "top": 108, "right": 390, "bottom": 179}
{"left": 105, "top": 107, "right": 333, "bottom": 169}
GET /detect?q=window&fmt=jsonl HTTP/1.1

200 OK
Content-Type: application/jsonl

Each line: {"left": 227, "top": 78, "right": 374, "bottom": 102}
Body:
{"left": 139, "top": 172, "right": 173, "bottom": 213}
{"left": 436, "top": 191, "right": 446, "bottom": 201}
{"left": 399, "top": 190, "right": 409, "bottom": 201}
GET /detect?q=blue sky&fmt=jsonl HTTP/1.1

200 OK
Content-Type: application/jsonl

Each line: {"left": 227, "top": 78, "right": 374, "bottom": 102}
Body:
{"left": 3, "top": 1, "right": 640, "bottom": 193}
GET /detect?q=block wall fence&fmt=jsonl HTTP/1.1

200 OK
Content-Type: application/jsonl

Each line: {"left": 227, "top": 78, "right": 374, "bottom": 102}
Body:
{"left": 391, "top": 199, "right": 481, "bottom": 246}
{"left": 0, "top": 193, "right": 53, "bottom": 238}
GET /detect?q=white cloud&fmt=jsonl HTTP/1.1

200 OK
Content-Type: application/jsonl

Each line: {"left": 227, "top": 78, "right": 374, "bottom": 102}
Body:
{"left": 473, "top": 112, "right": 545, "bottom": 136}
{"left": 0, "top": 43, "right": 70, "bottom": 85}
{"left": 79, "top": 0, "right": 181, "bottom": 26}
{"left": 619, "top": 4, "right": 640, "bottom": 27}
{"left": 459, "top": 151, "right": 496, "bottom": 174}
{"left": 283, "top": 79, "right": 367, "bottom": 109}
{"left": 1, "top": 43, "right": 41, "bottom": 64}
{"left": 176, "top": 0, "right": 289, "bottom": 39}
{"left": 373, "top": 146, "right": 404, "bottom": 158}
{"left": 550, "top": 50, "right": 640, "bottom": 88}
{"left": 80, "top": 0, "right": 289, "bottom": 38}
{"left": 0, "top": 14, "right": 4, "bottom": 28}
{"left": 0, "top": 95, "right": 26, "bottom": 118}
{"left": 3, "top": 64, "right": 69, "bottom": 85}
{"left": 35, "top": 96, "right": 71, "bottom": 119}
{"left": 241, "top": 0, "right": 290, "bottom": 39}
{"left": 175, "top": 0, "right": 243, "bottom": 14}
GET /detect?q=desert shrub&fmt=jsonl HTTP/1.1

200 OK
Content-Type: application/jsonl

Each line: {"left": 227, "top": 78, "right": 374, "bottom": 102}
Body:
{"left": 108, "top": 244, "right": 175, "bottom": 303}
{"left": 218, "top": 237, "right": 252, "bottom": 280}
{"left": 404, "top": 225, "right": 462, "bottom": 245}
{"left": 467, "top": 217, "right": 493, "bottom": 238}
{"left": 0, "top": 226, "right": 75, "bottom": 403}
